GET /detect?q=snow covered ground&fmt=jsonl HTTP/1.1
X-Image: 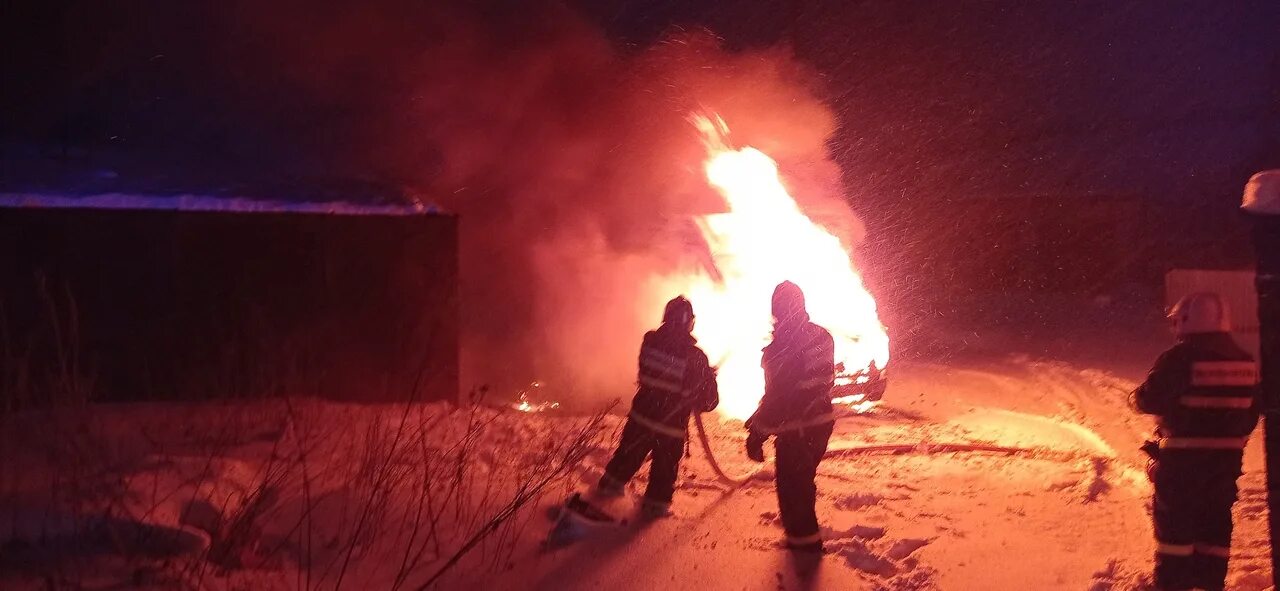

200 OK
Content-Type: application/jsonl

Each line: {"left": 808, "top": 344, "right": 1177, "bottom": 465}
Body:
{"left": 469, "top": 358, "right": 1228, "bottom": 591}
{"left": 1, "top": 335, "right": 1274, "bottom": 590}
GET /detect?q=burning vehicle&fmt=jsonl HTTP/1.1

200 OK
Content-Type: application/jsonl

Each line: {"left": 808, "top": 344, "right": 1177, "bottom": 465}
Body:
{"left": 677, "top": 114, "right": 891, "bottom": 419}
{"left": 495, "top": 113, "right": 889, "bottom": 418}
{"left": 833, "top": 361, "right": 888, "bottom": 406}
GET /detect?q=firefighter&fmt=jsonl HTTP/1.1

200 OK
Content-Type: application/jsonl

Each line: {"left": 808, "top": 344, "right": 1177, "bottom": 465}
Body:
{"left": 595, "top": 295, "right": 719, "bottom": 517}
{"left": 1132, "top": 292, "right": 1260, "bottom": 591}
{"left": 1243, "top": 170, "right": 1280, "bottom": 590}
{"left": 745, "top": 281, "right": 836, "bottom": 552}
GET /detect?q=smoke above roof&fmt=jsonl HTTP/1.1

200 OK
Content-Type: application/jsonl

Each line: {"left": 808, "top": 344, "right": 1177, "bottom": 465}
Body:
{"left": 3, "top": 0, "right": 860, "bottom": 400}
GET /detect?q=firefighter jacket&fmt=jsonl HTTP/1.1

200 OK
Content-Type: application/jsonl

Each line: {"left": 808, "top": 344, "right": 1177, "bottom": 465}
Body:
{"left": 1132, "top": 332, "right": 1260, "bottom": 450}
{"left": 628, "top": 323, "right": 719, "bottom": 439}
{"left": 747, "top": 320, "right": 837, "bottom": 435}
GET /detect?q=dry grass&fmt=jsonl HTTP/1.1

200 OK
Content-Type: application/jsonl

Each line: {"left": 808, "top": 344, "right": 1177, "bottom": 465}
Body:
{"left": 3, "top": 395, "right": 610, "bottom": 590}
{"left": 1, "top": 283, "right": 611, "bottom": 590}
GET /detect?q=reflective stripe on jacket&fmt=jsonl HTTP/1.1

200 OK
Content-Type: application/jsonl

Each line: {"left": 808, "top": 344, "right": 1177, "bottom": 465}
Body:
{"left": 1133, "top": 332, "right": 1260, "bottom": 446}
{"left": 628, "top": 323, "right": 720, "bottom": 438}
{"left": 1159, "top": 436, "right": 1250, "bottom": 450}
{"left": 628, "top": 409, "right": 687, "bottom": 439}
{"left": 749, "top": 320, "right": 836, "bottom": 435}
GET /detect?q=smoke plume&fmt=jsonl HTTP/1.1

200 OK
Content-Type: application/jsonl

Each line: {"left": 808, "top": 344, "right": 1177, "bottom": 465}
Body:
{"left": 17, "top": 0, "right": 863, "bottom": 405}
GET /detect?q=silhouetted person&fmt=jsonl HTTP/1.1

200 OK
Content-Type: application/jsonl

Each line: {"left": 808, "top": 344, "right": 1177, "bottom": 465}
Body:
{"left": 1243, "top": 169, "right": 1280, "bottom": 590}
{"left": 595, "top": 296, "right": 719, "bottom": 517}
{"left": 745, "top": 281, "right": 836, "bottom": 552}
{"left": 1132, "top": 292, "right": 1260, "bottom": 591}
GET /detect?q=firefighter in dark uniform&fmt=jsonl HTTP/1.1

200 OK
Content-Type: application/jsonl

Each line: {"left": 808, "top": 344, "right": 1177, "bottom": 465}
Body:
{"left": 596, "top": 296, "right": 719, "bottom": 517}
{"left": 745, "top": 281, "right": 836, "bottom": 552}
{"left": 1132, "top": 292, "right": 1260, "bottom": 591}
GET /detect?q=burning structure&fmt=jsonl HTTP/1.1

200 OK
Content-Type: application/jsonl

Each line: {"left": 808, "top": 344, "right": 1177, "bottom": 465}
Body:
{"left": 0, "top": 191, "right": 458, "bottom": 406}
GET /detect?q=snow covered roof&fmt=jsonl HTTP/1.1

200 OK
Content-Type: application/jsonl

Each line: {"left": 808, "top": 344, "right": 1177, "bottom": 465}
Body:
{"left": 1242, "top": 170, "right": 1280, "bottom": 216}
{"left": 0, "top": 156, "right": 446, "bottom": 215}
{"left": 0, "top": 192, "right": 443, "bottom": 216}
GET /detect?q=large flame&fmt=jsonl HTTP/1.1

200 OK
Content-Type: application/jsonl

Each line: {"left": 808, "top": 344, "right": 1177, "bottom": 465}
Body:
{"left": 683, "top": 115, "right": 890, "bottom": 420}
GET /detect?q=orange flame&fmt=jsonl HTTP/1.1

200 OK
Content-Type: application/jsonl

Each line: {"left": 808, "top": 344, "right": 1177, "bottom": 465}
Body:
{"left": 683, "top": 115, "right": 890, "bottom": 420}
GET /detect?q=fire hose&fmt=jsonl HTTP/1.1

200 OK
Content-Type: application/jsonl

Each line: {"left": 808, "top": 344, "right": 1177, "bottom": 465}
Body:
{"left": 693, "top": 412, "right": 764, "bottom": 486}
{"left": 693, "top": 356, "right": 766, "bottom": 486}
{"left": 687, "top": 361, "right": 1105, "bottom": 486}
{"left": 693, "top": 413, "right": 1106, "bottom": 487}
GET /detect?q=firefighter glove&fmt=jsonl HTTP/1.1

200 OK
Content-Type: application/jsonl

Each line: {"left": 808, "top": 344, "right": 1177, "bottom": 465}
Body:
{"left": 1140, "top": 439, "right": 1160, "bottom": 461}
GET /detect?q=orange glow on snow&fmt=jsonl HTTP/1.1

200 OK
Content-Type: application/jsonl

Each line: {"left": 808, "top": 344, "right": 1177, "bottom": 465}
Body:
{"left": 683, "top": 115, "right": 890, "bottom": 420}
{"left": 512, "top": 381, "right": 560, "bottom": 413}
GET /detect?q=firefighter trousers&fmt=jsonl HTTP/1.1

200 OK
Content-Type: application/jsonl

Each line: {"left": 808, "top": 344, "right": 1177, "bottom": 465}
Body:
{"left": 600, "top": 416, "right": 684, "bottom": 509}
{"left": 1151, "top": 449, "right": 1244, "bottom": 591}
{"left": 774, "top": 421, "right": 834, "bottom": 546}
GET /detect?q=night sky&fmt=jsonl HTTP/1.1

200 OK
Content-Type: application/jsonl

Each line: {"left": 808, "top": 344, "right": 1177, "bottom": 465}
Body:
{"left": 580, "top": 0, "right": 1280, "bottom": 283}
{"left": 579, "top": 1, "right": 1279, "bottom": 200}
{"left": 6, "top": 2, "right": 1276, "bottom": 193}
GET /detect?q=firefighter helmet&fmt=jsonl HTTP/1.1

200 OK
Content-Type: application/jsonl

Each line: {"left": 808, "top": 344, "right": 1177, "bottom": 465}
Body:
{"left": 663, "top": 296, "right": 695, "bottom": 331}
{"left": 772, "top": 281, "right": 807, "bottom": 323}
{"left": 1168, "top": 292, "right": 1231, "bottom": 335}
{"left": 1243, "top": 169, "right": 1280, "bottom": 215}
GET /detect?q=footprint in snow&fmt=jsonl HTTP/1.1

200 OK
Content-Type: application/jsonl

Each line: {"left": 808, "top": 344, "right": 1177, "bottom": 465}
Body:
{"left": 832, "top": 537, "right": 934, "bottom": 579}
{"left": 837, "top": 540, "right": 899, "bottom": 577}
{"left": 836, "top": 492, "right": 886, "bottom": 510}
{"left": 886, "top": 538, "right": 931, "bottom": 560}
{"left": 822, "top": 524, "right": 887, "bottom": 540}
